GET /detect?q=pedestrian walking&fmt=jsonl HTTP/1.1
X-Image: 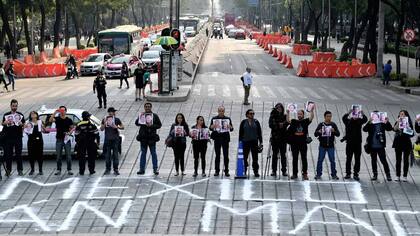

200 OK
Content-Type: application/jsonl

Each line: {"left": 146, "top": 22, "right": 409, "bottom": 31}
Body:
{"left": 75, "top": 111, "right": 99, "bottom": 175}
{"left": 342, "top": 108, "right": 368, "bottom": 181}
{"left": 49, "top": 106, "right": 74, "bottom": 176}
{"left": 6, "top": 62, "right": 16, "bottom": 91}
{"left": 134, "top": 63, "right": 145, "bottom": 101}
{"left": 143, "top": 69, "right": 152, "bottom": 95}
{"left": 2, "top": 99, "right": 25, "bottom": 176}
{"left": 269, "top": 103, "right": 289, "bottom": 177}
{"left": 383, "top": 60, "right": 392, "bottom": 85}
{"left": 190, "top": 116, "right": 209, "bottom": 177}
{"left": 363, "top": 111, "right": 393, "bottom": 181}
{"left": 0, "top": 63, "right": 9, "bottom": 92}
{"left": 25, "top": 111, "right": 45, "bottom": 175}
{"left": 314, "top": 111, "right": 341, "bottom": 180}
{"left": 392, "top": 110, "right": 414, "bottom": 182}
{"left": 135, "top": 103, "right": 162, "bottom": 175}
{"left": 210, "top": 106, "right": 234, "bottom": 177}
{"left": 239, "top": 109, "right": 263, "bottom": 177}
{"left": 286, "top": 107, "right": 315, "bottom": 180}
{"left": 169, "top": 113, "right": 190, "bottom": 176}
{"left": 415, "top": 46, "right": 420, "bottom": 68}
{"left": 119, "top": 61, "right": 130, "bottom": 89}
{"left": 206, "top": 28, "right": 209, "bottom": 37}
{"left": 93, "top": 71, "right": 107, "bottom": 109}
{"left": 242, "top": 67, "right": 253, "bottom": 105}
{"left": 101, "top": 107, "right": 124, "bottom": 175}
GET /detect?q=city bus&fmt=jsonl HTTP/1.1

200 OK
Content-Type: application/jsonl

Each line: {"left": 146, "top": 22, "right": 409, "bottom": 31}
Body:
{"left": 179, "top": 17, "right": 202, "bottom": 31}
{"left": 98, "top": 25, "right": 143, "bottom": 57}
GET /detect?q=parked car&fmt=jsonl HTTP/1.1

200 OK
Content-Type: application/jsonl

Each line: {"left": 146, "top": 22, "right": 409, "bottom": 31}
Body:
{"left": 0, "top": 105, "right": 125, "bottom": 157}
{"left": 235, "top": 29, "right": 246, "bottom": 40}
{"left": 149, "top": 45, "right": 166, "bottom": 52}
{"left": 185, "top": 26, "right": 196, "bottom": 37}
{"left": 228, "top": 29, "right": 238, "bottom": 38}
{"left": 142, "top": 50, "right": 160, "bottom": 73}
{"left": 150, "top": 33, "right": 161, "bottom": 44}
{"left": 104, "top": 54, "right": 142, "bottom": 79}
{"left": 80, "top": 53, "right": 112, "bottom": 76}
{"left": 141, "top": 38, "right": 152, "bottom": 52}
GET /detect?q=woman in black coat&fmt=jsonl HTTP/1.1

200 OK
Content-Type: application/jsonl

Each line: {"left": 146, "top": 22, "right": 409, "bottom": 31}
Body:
{"left": 169, "top": 113, "right": 190, "bottom": 176}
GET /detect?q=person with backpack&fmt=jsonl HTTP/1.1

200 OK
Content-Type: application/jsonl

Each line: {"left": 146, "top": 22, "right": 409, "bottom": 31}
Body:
{"left": 392, "top": 110, "right": 415, "bottom": 182}
{"left": 314, "top": 111, "right": 341, "bottom": 180}
{"left": 190, "top": 116, "right": 209, "bottom": 177}
{"left": 168, "top": 113, "right": 190, "bottom": 176}
{"left": 268, "top": 103, "right": 289, "bottom": 177}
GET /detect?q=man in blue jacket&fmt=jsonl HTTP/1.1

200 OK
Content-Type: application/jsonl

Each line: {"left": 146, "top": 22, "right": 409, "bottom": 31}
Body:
{"left": 383, "top": 60, "right": 392, "bottom": 85}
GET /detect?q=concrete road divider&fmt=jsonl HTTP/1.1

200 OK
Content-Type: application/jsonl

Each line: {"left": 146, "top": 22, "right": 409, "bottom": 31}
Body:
{"left": 296, "top": 60, "right": 376, "bottom": 78}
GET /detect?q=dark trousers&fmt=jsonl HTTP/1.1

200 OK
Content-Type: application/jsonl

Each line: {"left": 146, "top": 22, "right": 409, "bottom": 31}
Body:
{"left": 214, "top": 139, "right": 229, "bottom": 173}
{"left": 395, "top": 148, "right": 410, "bottom": 177}
{"left": 28, "top": 138, "right": 43, "bottom": 172}
{"left": 1, "top": 77, "right": 8, "bottom": 91}
{"left": 383, "top": 72, "right": 390, "bottom": 85}
{"left": 192, "top": 141, "right": 207, "bottom": 173}
{"left": 271, "top": 140, "right": 287, "bottom": 173}
{"left": 416, "top": 58, "right": 420, "bottom": 67}
{"left": 120, "top": 76, "right": 129, "bottom": 88}
{"left": 173, "top": 142, "right": 186, "bottom": 172}
{"left": 97, "top": 89, "right": 107, "bottom": 107}
{"left": 370, "top": 148, "right": 390, "bottom": 176}
{"left": 104, "top": 139, "right": 119, "bottom": 171}
{"left": 5, "top": 138, "right": 23, "bottom": 173}
{"left": 345, "top": 142, "right": 362, "bottom": 176}
{"left": 243, "top": 140, "right": 259, "bottom": 174}
{"left": 77, "top": 141, "right": 97, "bottom": 174}
{"left": 291, "top": 143, "right": 308, "bottom": 176}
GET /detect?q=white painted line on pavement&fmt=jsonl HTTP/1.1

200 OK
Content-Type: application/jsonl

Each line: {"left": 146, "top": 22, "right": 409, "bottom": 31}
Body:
{"left": 263, "top": 86, "right": 277, "bottom": 98}
{"left": 223, "top": 86, "right": 231, "bottom": 97}
{"left": 334, "top": 88, "right": 352, "bottom": 100}
{"left": 276, "top": 87, "right": 292, "bottom": 99}
{"left": 34, "top": 87, "right": 57, "bottom": 99}
{"left": 264, "top": 66, "right": 270, "bottom": 71}
{"left": 318, "top": 88, "right": 339, "bottom": 100}
{"left": 65, "top": 86, "right": 87, "bottom": 97}
{"left": 192, "top": 84, "right": 201, "bottom": 96}
{"left": 236, "top": 85, "right": 244, "bottom": 97}
{"left": 370, "top": 89, "right": 399, "bottom": 102}
{"left": 353, "top": 89, "right": 369, "bottom": 100}
{"left": 208, "top": 84, "right": 216, "bottom": 97}
{"left": 252, "top": 86, "right": 261, "bottom": 98}
{"left": 289, "top": 87, "right": 308, "bottom": 99}
{"left": 303, "top": 88, "right": 322, "bottom": 99}
{"left": 1, "top": 87, "right": 31, "bottom": 98}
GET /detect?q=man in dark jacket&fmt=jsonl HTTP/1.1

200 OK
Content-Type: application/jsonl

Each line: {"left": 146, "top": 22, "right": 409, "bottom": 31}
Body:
{"left": 135, "top": 102, "right": 162, "bottom": 175}
{"left": 75, "top": 111, "right": 99, "bottom": 175}
{"left": 93, "top": 71, "right": 107, "bottom": 109}
{"left": 363, "top": 111, "right": 393, "bottom": 181}
{"left": 239, "top": 109, "right": 263, "bottom": 177}
{"left": 210, "top": 106, "right": 234, "bottom": 177}
{"left": 314, "top": 111, "right": 340, "bottom": 180}
{"left": 268, "top": 103, "right": 289, "bottom": 177}
{"left": 342, "top": 109, "right": 368, "bottom": 181}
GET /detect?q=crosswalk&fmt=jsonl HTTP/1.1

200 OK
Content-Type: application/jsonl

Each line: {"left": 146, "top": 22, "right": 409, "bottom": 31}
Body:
{"left": 191, "top": 84, "right": 419, "bottom": 102}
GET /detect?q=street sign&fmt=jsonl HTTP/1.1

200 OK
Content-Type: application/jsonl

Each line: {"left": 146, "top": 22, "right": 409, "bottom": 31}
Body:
{"left": 403, "top": 29, "right": 415, "bottom": 42}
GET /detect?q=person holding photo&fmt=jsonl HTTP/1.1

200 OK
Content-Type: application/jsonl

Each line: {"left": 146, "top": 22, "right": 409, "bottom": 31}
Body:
{"left": 286, "top": 107, "right": 314, "bottom": 180}
{"left": 101, "top": 107, "right": 124, "bottom": 175}
{"left": 2, "top": 99, "right": 25, "bottom": 176}
{"left": 49, "top": 106, "right": 74, "bottom": 176}
{"left": 392, "top": 110, "right": 414, "bottom": 182}
{"left": 342, "top": 108, "right": 368, "bottom": 181}
{"left": 210, "top": 106, "right": 234, "bottom": 177}
{"left": 239, "top": 109, "right": 263, "bottom": 177}
{"left": 363, "top": 110, "right": 393, "bottom": 181}
{"left": 314, "top": 111, "right": 341, "bottom": 180}
{"left": 169, "top": 113, "right": 190, "bottom": 176}
{"left": 26, "top": 111, "right": 45, "bottom": 175}
{"left": 269, "top": 103, "right": 289, "bottom": 177}
{"left": 135, "top": 103, "right": 162, "bottom": 175}
{"left": 191, "top": 116, "right": 209, "bottom": 177}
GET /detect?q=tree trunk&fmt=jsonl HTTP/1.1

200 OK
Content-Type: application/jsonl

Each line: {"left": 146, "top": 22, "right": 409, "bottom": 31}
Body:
{"left": 362, "top": 0, "right": 379, "bottom": 64}
{"left": 394, "top": 0, "right": 405, "bottom": 75}
{"left": 313, "top": 12, "right": 321, "bottom": 48}
{"left": 53, "top": 0, "right": 62, "bottom": 48}
{"left": 302, "top": 8, "right": 315, "bottom": 43}
{"left": 351, "top": 14, "right": 368, "bottom": 58}
{"left": 0, "top": 0, "right": 17, "bottom": 58}
{"left": 38, "top": 0, "right": 46, "bottom": 52}
{"left": 340, "top": 18, "right": 355, "bottom": 57}
{"left": 110, "top": 9, "right": 116, "bottom": 28}
{"left": 376, "top": 0, "right": 385, "bottom": 77}
{"left": 19, "top": 0, "right": 33, "bottom": 55}
{"left": 70, "top": 11, "right": 81, "bottom": 49}
{"left": 64, "top": 7, "right": 70, "bottom": 47}
{"left": 131, "top": 0, "right": 138, "bottom": 25}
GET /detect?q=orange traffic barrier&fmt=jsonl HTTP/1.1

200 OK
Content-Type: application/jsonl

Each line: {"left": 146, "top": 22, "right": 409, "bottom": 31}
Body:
{"left": 285, "top": 56, "right": 293, "bottom": 69}
{"left": 296, "top": 60, "right": 308, "bottom": 76}
{"left": 280, "top": 54, "right": 287, "bottom": 64}
{"left": 70, "top": 48, "right": 97, "bottom": 60}
{"left": 305, "top": 64, "right": 331, "bottom": 78}
{"left": 312, "top": 52, "right": 336, "bottom": 62}
{"left": 52, "top": 47, "right": 61, "bottom": 58}
{"left": 39, "top": 51, "right": 48, "bottom": 63}
{"left": 272, "top": 48, "right": 278, "bottom": 57}
{"left": 264, "top": 42, "right": 269, "bottom": 51}
{"left": 351, "top": 64, "right": 376, "bottom": 78}
{"left": 292, "top": 44, "right": 312, "bottom": 55}
{"left": 24, "top": 55, "right": 34, "bottom": 64}
{"left": 277, "top": 50, "right": 283, "bottom": 61}
{"left": 268, "top": 45, "right": 273, "bottom": 54}
{"left": 63, "top": 47, "right": 71, "bottom": 57}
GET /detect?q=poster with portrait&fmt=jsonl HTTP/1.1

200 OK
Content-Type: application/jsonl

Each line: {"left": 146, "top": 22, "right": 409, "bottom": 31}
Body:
{"left": 4, "top": 114, "right": 15, "bottom": 126}
{"left": 416, "top": 114, "right": 420, "bottom": 125}
{"left": 200, "top": 128, "right": 210, "bottom": 140}
{"left": 105, "top": 116, "right": 115, "bottom": 127}
{"left": 174, "top": 126, "right": 184, "bottom": 137}
{"left": 220, "top": 119, "right": 230, "bottom": 133}
{"left": 399, "top": 117, "right": 409, "bottom": 129}
{"left": 321, "top": 125, "right": 332, "bottom": 137}
{"left": 190, "top": 128, "right": 199, "bottom": 140}
{"left": 370, "top": 112, "right": 380, "bottom": 124}
{"left": 24, "top": 122, "right": 34, "bottom": 135}
{"left": 138, "top": 113, "right": 153, "bottom": 125}
{"left": 305, "top": 101, "right": 315, "bottom": 112}
{"left": 13, "top": 113, "right": 22, "bottom": 126}
{"left": 287, "top": 103, "right": 298, "bottom": 120}
{"left": 213, "top": 119, "right": 222, "bottom": 132}
{"left": 379, "top": 112, "right": 387, "bottom": 124}
{"left": 350, "top": 104, "right": 362, "bottom": 119}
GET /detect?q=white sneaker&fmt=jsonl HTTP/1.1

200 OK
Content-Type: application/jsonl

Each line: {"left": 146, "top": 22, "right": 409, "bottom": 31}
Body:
{"left": 402, "top": 177, "right": 408, "bottom": 182}
{"left": 395, "top": 177, "right": 400, "bottom": 182}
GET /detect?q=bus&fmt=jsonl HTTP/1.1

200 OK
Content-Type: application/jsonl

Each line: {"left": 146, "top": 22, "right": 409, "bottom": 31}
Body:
{"left": 179, "top": 17, "right": 201, "bottom": 32}
{"left": 98, "top": 25, "right": 143, "bottom": 57}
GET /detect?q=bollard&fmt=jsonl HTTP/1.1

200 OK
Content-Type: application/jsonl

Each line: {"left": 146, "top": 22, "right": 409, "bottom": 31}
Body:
{"left": 235, "top": 141, "right": 246, "bottom": 179}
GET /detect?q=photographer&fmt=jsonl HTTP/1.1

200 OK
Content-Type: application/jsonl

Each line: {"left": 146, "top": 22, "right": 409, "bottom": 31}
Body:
{"left": 363, "top": 111, "right": 393, "bottom": 181}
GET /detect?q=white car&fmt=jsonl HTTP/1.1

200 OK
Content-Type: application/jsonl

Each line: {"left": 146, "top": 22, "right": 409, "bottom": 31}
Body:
{"left": 141, "top": 38, "right": 152, "bottom": 51}
{"left": 142, "top": 50, "right": 160, "bottom": 73}
{"left": 80, "top": 53, "right": 112, "bottom": 76}
{"left": 0, "top": 106, "right": 125, "bottom": 156}
{"left": 149, "top": 45, "right": 165, "bottom": 52}
{"left": 185, "top": 26, "right": 196, "bottom": 37}
{"left": 228, "top": 29, "right": 238, "bottom": 38}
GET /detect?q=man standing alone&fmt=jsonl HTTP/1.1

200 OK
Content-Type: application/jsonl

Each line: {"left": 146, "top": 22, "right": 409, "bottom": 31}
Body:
{"left": 93, "top": 71, "right": 107, "bottom": 109}
{"left": 242, "top": 67, "right": 253, "bottom": 105}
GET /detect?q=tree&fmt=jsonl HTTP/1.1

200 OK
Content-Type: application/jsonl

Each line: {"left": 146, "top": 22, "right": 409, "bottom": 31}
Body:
{"left": 53, "top": 0, "right": 62, "bottom": 48}
{"left": 18, "top": 0, "right": 33, "bottom": 55}
{"left": 0, "top": 0, "right": 17, "bottom": 58}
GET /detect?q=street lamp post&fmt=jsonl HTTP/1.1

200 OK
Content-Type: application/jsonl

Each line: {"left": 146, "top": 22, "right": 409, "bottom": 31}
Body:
{"left": 328, "top": 0, "right": 331, "bottom": 48}
{"left": 354, "top": 0, "right": 357, "bottom": 52}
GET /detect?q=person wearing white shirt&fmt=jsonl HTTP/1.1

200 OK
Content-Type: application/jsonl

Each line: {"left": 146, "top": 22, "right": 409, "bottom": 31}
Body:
{"left": 242, "top": 67, "right": 253, "bottom": 105}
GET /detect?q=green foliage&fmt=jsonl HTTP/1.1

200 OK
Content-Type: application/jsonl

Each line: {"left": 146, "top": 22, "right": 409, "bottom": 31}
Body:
{"left": 386, "top": 43, "right": 417, "bottom": 58}
{"left": 87, "top": 43, "right": 95, "bottom": 48}
{"left": 338, "top": 51, "right": 350, "bottom": 62}
{"left": 391, "top": 72, "right": 407, "bottom": 81}
{"left": 401, "top": 77, "right": 420, "bottom": 87}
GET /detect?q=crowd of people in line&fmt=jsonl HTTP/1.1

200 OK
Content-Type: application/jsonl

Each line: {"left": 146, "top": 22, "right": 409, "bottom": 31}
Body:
{"left": 1, "top": 100, "right": 420, "bottom": 182}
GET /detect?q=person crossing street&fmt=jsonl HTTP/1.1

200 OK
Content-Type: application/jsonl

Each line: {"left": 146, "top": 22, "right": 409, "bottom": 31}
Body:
{"left": 93, "top": 71, "right": 107, "bottom": 109}
{"left": 75, "top": 111, "right": 99, "bottom": 175}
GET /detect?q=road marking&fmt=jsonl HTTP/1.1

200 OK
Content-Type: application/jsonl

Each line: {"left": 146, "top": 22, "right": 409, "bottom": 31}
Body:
{"left": 387, "top": 91, "right": 417, "bottom": 102}
{"left": 34, "top": 87, "right": 57, "bottom": 99}
{"left": 252, "top": 86, "right": 260, "bottom": 98}
{"left": 46, "top": 88, "right": 68, "bottom": 98}
{"left": 276, "top": 87, "right": 292, "bottom": 99}
{"left": 192, "top": 84, "right": 201, "bottom": 95}
{"left": 236, "top": 85, "right": 244, "bottom": 97}
{"left": 353, "top": 89, "right": 369, "bottom": 100}
{"left": 318, "top": 88, "right": 339, "bottom": 100}
{"left": 263, "top": 86, "right": 277, "bottom": 98}
{"left": 223, "top": 86, "right": 231, "bottom": 97}
{"left": 65, "top": 86, "right": 88, "bottom": 97}
{"left": 1, "top": 87, "right": 32, "bottom": 98}
{"left": 208, "top": 85, "right": 216, "bottom": 97}
{"left": 370, "top": 89, "right": 399, "bottom": 102}
{"left": 289, "top": 87, "right": 308, "bottom": 99}
{"left": 264, "top": 66, "right": 270, "bottom": 71}
{"left": 334, "top": 88, "right": 352, "bottom": 100}
{"left": 303, "top": 88, "right": 322, "bottom": 99}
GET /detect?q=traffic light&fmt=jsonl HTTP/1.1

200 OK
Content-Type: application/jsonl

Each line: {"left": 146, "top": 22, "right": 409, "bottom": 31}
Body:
{"left": 170, "top": 29, "right": 181, "bottom": 50}
{"left": 161, "top": 28, "right": 171, "bottom": 51}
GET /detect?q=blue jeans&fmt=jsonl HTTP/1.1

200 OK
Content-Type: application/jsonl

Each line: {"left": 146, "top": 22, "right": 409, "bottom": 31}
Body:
{"left": 56, "top": 140, "right": 72, "bottom": 171}
{"left": 316, "top": 146, "right": 336, "bottom": 177}
{"left": 104, "top": 139, "right": 119, "bottom": 171}
{"left": 139, "top": 142, "right": 158, "bottom": 171}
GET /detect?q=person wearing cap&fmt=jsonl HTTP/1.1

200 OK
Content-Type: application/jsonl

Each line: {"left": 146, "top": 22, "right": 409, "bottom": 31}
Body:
{"left": 101, "top": 107, "right": 124, "bottom": 175}
{"left": 75, "top": 111, "right": 99, "bottom": 175}
{"left": 49, "top": 106, "right": 74, "bottom": 176}
{"left": 0, "top": 63, "right": 9, "bottom": 92}
{"left": 93, "top": 70, "right": 107, "bottom": 109}
{"left": 269, "top": 103, "right": 289, "bottom": 177}
{"left": 242, "top": 67, "right": 253, "bottom": 105}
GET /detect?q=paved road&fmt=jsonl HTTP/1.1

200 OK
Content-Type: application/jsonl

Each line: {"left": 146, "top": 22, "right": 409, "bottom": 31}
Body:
{"left": 0, "top": 36, "right": 419, "bottom": 235}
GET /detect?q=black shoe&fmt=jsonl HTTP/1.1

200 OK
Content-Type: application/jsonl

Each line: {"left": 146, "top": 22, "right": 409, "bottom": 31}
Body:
{"left": 114, "top": 170, "right": 120, "bottom": 175}
{"left": 254, "top": 173, "right": 260, "bottom": 178}
{"left": 214, "top": 172, "right": 220, "bottom": 177}
{"left": 353, "top": 176, "right": 360, "bottom": 181}
{"left": 282, "top": 172, "right": 288, "bottom": 177}
{"left": 290, "top": 175, "right": 298, "bottom": 180}
{"left": 224, "top": 172, "right": 230, "bottom": 177}
{"left": 5, "top": 170, "right": 10, "bottom": 177}
{"left": 371, "top": 175, "right": 378, "bottom": 181}
{"left": 153, "top": 170, "right": 159, "bottom": 175}
{"left": 104, "top": 105, "right": 107, "bottom": 109}
{"left": 386, "top": 175, "right": 392, "bottom": 181}
{"left": 104, "top": 170, "right": 111, "bottom": 175}
{"left": 29, "top": 170, "right": 34, "bottom": 176}
{"left": 174, "top": 172, "right": 179, "bottom": 177}
{"left": 89, "top": 171, "right": 96, "bottom": 175}
{"left": 79, "top": 172, "right": 84, "bottom": 176}
{"left": 332, "top": 176, "right": 339, "bottom": 180}
{"left": 137, "top": 170, "right": 145, "bottom": 175}
{"left": 270, "top": 172, "right": 277, "bottom": 177}
{"left": 202, "top": 173, "right": 207, "bottom": 177}
{"left": 314, "top": 175, "right": 322, "bottom": 180}
{"left": 39, "top": 171, "right": 43, "bottom": 176}
{"left": 54, "top": 170, "right": 61, "bottom": 176}
{"left": 344, "top": 174, "right": 351, "bottom": 179}
{"left": 18, "top": 171, "right": 23, "bottom": 176}
{"left": 193, "top": 172, "right": 198, "bottom": 177}
{"left": 68, "top": 171, "right": 73, "bottom": 176}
